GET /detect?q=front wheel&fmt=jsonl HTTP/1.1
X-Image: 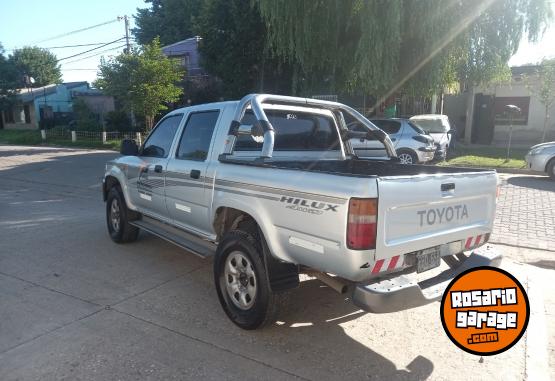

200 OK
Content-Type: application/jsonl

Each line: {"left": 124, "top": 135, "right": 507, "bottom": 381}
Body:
{"left": 397, "top": 149, "right": 418, "bottom": 165}
{"left": 214, "top": 229, "right": 286, "bottom": 330}
{"left": 106, "top": 186, "right": 139, "bottom": 243}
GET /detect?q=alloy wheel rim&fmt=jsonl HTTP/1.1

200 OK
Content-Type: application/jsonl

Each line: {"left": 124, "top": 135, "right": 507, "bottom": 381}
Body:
{"left": 398, "top": 153, "right": 413, "bottom": 164}
{"left": 110, "top": 199, "right": 121, "bottom": 233}
{"left": 224, "top": 251, "right": 257, "bottom": 310}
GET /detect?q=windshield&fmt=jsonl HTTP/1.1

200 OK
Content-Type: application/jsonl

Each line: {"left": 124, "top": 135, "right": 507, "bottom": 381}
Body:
{"left": 408, "top": 121, "right": 427, "bottom": 135}
{"left": 412, "top": 119, "right": 448, "bottom": 133}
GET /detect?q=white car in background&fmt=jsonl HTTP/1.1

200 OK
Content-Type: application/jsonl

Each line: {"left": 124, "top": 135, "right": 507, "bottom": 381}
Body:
{"left": 348, "top": 118, "right": 436, "bottom": 164}
{"left": 410, "top": 114, "right": 454, "bottom": 161}
{"left": 525, "top": 142, "right": 555, "bottom": 180}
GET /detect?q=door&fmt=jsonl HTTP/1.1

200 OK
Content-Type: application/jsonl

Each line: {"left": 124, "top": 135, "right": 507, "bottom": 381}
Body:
{"left": 472, "top": 93, "right": 495, "bottom": 144}
{"left": 131, "top": 114, "right": 183, "bottom": 219}
{"left": 165, "top": 110, "right": 221, "bottom": 234}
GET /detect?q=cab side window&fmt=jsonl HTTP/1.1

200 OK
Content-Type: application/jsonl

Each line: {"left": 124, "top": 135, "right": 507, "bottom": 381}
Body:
{"left": 176, "top": 110, "right": 220, "bottom": 161}
{"left": 142, "top": 114, "right": 183, "bottom": 158}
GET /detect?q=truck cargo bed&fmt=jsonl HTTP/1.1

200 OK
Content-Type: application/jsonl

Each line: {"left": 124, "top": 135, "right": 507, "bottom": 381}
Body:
{"left": 220, "top": 157, "right": 492, "bottom": 178}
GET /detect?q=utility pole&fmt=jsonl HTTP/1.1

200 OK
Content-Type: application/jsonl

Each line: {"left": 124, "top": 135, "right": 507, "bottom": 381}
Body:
{"left": 117, "top": 15, "right": 131, "bottom": 53}
{"left": 124, "top": 15, "right": 130, "bottom": 53}
{"left": 118, "top": 15, "right": 136, "bottom": 128}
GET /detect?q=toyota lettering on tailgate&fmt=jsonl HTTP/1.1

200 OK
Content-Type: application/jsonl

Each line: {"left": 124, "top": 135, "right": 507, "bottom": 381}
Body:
{"left": 417, "top": 204, "right": 469, "bottom": 227}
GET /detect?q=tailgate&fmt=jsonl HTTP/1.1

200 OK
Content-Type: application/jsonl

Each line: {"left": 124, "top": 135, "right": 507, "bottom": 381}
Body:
{"left": 375, "top": 171, "right": 497, "bottom": 260}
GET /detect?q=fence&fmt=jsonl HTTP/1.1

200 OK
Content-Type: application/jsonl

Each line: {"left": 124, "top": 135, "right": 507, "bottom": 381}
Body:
{"left": 39, "top": 128, "right": 143, "bottom": 147}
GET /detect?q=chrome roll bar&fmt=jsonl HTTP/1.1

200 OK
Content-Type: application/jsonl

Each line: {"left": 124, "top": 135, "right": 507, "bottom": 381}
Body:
{"left": 223, "top": 94, "right": 397, "bottom": 160}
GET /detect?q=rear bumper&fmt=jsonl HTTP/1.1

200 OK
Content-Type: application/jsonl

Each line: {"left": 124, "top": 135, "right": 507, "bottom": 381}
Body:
{"left": 351, "top": 245, "right": 502, "bottom": 313}
{"left": 416, "top": 148, "right": 435, "bottom": 163}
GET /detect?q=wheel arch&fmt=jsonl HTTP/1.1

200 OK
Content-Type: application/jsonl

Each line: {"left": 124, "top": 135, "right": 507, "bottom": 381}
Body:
{"left": 544, "top": 156, "right": 555, "bottom": 173}
{"left": 103, "top": 175, "right": 121, "bottom": 201}
{"left": 396, "top": 147, "right": 418, "bottom": 163}
{"left": 213, "top": 205, "right": 299, "bottom": 292}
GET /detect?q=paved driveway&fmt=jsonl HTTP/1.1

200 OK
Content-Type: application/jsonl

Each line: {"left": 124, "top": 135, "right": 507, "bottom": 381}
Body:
{"left": 0, "top": 146, "right": 552, "bottom": 380}
{"left": 492, "top": 174, "right": 555, "bottom": 251}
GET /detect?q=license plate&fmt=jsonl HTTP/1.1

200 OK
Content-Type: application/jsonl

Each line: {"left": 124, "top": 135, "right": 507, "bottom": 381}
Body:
{"left": 416, "top": 246, "right": 441, "bottom": 273}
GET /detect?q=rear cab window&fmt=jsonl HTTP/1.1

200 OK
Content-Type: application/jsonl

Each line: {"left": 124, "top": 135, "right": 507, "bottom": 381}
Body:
{"left": 235, "top": 109, "right": 340, "bottom": 152}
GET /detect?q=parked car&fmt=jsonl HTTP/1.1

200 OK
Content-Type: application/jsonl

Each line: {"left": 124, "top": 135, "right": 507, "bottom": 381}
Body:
{"left": 525, "top": 141, "right": 555, "bottom": 179}
{"left": 103, "top": 94, "right": 501, "bottom": 329}
{"left": 348, "top": 118, "right": 436, "bottom": 164}
{"left": 409, "top": 114, "right": 454, "bottom": 160}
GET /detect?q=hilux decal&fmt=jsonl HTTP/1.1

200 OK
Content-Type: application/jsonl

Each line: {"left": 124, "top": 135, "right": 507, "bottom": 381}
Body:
{"left": 280, "top": 196, "right": 339, "bottom": 215}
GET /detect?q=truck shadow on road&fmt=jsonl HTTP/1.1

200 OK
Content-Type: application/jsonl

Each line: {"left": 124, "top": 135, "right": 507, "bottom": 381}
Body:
{"left": 260, "top": 278, "right": 435, "bottom": 380}
{"left": 506, "top": 176, "right": 555, "bottom": 191}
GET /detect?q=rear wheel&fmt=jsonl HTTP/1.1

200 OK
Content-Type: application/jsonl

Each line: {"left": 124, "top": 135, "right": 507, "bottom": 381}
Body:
{"left": 214, "top": 228, "right": 287, "bottom": 330}
{"left": 106, "top": 186, "right": 139, "bottom": 243}
{"left": 397, "top": 149, "right": 418, "bottom": 165}
{"left": 547, "top": 159, "right": 555, "bottom": 180}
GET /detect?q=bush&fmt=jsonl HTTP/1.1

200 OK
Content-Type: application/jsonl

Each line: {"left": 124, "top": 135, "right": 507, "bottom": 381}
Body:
{"left": 105, "top": 110, "right": 134, "bottom": 132}
{"left": 73, "top": 98, "right": 102, "bottom": 131}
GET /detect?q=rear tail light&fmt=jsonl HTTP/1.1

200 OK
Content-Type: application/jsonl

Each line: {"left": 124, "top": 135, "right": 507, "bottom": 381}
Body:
{"left": 347, "top": 198, "right": 378, "bottom": 250}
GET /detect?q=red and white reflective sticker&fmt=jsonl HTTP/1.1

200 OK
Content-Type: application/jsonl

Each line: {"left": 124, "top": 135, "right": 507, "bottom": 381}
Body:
{"left": 465, "top": 233, "right": 490, "bottom": 251}
{"left": 371, "top": 255, "right": 404, "bottom": 274}
{"left": 370, "top": 232, "right": 491, "bottom": 275}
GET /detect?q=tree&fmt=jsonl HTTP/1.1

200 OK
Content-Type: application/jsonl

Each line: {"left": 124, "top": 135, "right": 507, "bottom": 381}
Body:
{"left": 9, "top": 46, "right": 62, "bottom": 87}
{"left": 0, "top": 43, "right": 19, "bottom": 110}
{"left": 194, "top": 0, "right": 269, "bottom": 98}
{"left": 526, "top": 59, "right": 555, "bottom": 142}
{"left": 256, "top": 0, "right": 553, "bottom": 98}
{"left": 133, "top": 0, "right": 203, "bottom": 45}
{"left": 95, "top": 38, "right": 184, "bottom": 130}
{"left": 133, "top": 0, "right": 292, "bottom": 98}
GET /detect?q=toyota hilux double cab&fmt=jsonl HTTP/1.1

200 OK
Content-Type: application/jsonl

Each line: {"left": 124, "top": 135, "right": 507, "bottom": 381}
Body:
{"left": 103, "top": 94, "right": 501, "bottom": 330}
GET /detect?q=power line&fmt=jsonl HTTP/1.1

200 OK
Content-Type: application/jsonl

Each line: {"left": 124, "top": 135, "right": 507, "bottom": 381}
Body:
{"left": 43, "top": 42, "right": 123, "bottom": 50}
{"left": 33, "top": 18, "right": 120, "bottom": 44}
{"left": 57, "top": 38, "right": 125, "bottom": 61}
{"left": 61, "top": 44, "right": 127, "bottom": 65}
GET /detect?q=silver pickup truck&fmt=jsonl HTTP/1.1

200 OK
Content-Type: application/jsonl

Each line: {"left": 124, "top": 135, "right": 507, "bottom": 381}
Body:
{"left": 103, "top": 94, "right": 502, "bottom": 330}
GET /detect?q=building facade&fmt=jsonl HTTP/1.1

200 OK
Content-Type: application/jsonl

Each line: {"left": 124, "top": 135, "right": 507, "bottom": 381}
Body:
{"left": 162, "top": 36, "right": 204, "bottom": 77}
{"left": 0, "top": 82, "right": 114, "bottom": 130}
{"left": 444, "top": 66, "right": 555, "bottom": 146}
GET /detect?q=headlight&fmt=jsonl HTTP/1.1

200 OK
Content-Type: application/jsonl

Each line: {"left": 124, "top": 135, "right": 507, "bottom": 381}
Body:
{"left": 528, "top": 147, "right": 545, "bottom": 155}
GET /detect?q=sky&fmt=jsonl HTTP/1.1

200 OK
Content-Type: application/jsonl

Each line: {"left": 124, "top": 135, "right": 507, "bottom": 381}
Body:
{"left": 0, "top": 0, "right": 554, "bottom": 86}
{"left": 0, "top": 0, "right": 145, "bottom": 84}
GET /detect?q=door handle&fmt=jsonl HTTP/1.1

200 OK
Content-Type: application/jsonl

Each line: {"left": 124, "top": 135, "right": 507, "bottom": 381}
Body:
{"left": 154, "top": 165, "right": 163, "bottom": 173}
{"left": 190, "top": 169, "right": 201, "bottom": 179}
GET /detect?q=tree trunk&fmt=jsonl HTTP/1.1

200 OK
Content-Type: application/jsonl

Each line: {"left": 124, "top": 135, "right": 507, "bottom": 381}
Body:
{"left": 542, "top": 104, "right": 549, "bottom": 143}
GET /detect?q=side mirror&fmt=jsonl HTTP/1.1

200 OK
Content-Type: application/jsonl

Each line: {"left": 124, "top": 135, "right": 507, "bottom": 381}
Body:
{"left": 447, "top": 129, "right": 455, "bottom": 135}
{"left": 121, "top": 139, "right": 139, "bottom": 156}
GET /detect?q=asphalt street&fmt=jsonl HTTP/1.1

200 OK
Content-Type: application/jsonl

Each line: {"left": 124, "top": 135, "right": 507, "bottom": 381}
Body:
{"left": 0, "top": 146, "right": 553, "bottom": 380}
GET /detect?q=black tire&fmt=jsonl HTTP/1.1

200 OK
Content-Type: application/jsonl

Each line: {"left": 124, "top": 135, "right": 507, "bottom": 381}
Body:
{"left": 214, "top": 228, "right": 287, "bottom": 330}
{"left": 396, "top": 149, "right": 418, "bottom": 165}
{"left": 547, "top": 159, "right": 555, "bottom": 180}
{"left": 106, "top": 186, "right": 139, "bottom": 243}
